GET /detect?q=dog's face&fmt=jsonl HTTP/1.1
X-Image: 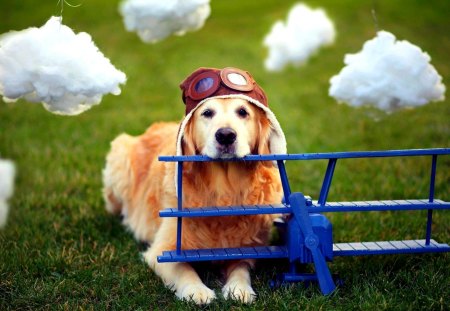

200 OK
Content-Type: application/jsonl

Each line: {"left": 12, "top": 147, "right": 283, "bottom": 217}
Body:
{"left": 183, "top": 98, "right": 271, "bottom": 158}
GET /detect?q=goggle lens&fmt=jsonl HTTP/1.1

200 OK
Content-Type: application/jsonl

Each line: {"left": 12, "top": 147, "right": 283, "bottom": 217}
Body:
{"left": 220, "top": 68, "right": 253, "bottom": 92}
{"left": 226, "top": 73, "right": 247, "bottom": 86}
{"left": 194, "top": 77, "right": 215, "bottom": 93}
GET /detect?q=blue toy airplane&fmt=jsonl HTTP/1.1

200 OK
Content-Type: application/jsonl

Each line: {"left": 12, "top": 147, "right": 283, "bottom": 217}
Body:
{"left": 157, "top": 148, "right": 450, "bottom": 294}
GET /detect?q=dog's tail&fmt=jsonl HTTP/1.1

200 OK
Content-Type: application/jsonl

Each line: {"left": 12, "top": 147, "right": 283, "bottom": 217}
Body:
{"left": 102, "top": 133, "right": 137, "bottom": 216}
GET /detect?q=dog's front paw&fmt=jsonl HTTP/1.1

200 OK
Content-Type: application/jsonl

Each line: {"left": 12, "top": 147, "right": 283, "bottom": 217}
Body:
{"left": 177, "top": 283, "right": 216, "bottom": 305}
{"left": 222, "top": 281, "right": 256, "bottom": 304}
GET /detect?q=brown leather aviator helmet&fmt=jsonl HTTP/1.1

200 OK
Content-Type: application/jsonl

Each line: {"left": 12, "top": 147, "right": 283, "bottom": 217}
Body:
{"left": 180, "top": 67, "right": 268, "bottom": 115}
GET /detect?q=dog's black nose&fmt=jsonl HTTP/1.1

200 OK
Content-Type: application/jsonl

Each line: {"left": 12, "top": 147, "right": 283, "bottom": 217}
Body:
{"left": 215, "top": 127, "right": 237, "bottom": 146}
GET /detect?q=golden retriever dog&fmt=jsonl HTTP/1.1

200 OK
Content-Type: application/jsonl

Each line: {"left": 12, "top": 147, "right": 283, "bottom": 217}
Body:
{"left": 102, "top": 67, "right": 287, "bottom": 304}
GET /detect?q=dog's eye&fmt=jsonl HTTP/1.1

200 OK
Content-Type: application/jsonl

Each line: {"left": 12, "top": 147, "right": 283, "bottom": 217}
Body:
{"left": 201, "top": 109, "right": 214, "bottom": 118}
{"left": 237, "top": 107, "right": 249, "bottom": 118}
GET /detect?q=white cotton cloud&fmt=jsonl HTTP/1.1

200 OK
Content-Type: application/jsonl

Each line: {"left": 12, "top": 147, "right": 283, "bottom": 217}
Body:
{"left": 329, "top": 31, "right": 446, "bottom": 112}
{"left": 0, "top": 16, "right": 127, "bottom": 116}
{"left": 0, "top": 159, "right": 15, "bottom": 228}
{"left": 263, "top": 3, "right": 335, "bottom": 72}
{"left": 119, "top": 0, "right": 211, "bottom": 43}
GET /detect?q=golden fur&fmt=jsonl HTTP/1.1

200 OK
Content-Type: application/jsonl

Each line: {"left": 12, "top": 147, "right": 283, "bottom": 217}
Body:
{"left": 102, "top": 98, "right": 282, "bottom": 304}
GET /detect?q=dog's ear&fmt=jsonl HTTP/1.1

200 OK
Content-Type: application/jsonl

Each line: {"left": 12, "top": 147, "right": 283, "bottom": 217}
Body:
{"left": 257, "top": 121, "right": 271, "bottom": 155}
{"left": 255, "top": 108, "right": 271, "bottom": 154}
{"left": 255, "top": 111, "right": 275, "bottom": 168}
{"left": 181, "top": 119, "right": 196, "bottom": 156}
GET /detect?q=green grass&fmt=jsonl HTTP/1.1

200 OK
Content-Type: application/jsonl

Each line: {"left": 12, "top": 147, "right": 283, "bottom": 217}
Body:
{"left": 1, "top": 0, "right": 449, "bottom": 309}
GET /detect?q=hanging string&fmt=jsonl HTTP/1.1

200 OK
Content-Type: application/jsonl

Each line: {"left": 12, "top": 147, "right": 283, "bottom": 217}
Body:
{"left": 371, "top": 0, "right": 380, "bottom": 32}
{"left": 57, "top": 0, "right": 81, "bottom": 22}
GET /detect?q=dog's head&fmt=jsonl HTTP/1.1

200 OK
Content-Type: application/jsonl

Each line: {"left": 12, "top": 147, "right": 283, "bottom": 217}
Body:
{"left": 176, "top": 67, "right": 286, "bottom": 160}
{"left": 182, "top": 97, "right": 271, "bottom": 159}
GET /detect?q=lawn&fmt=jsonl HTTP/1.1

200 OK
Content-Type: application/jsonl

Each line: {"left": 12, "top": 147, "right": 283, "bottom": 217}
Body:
{"left": 1, "top": 0, "right": 449, "bottom": 310}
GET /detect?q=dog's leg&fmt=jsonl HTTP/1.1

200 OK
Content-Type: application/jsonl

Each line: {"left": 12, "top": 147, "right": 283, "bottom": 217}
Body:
{"left": 222, "top": 260, "right": 256, "bottom": 303}
{"left": 143, "top": 243, "right": 216, "bottom": 305}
